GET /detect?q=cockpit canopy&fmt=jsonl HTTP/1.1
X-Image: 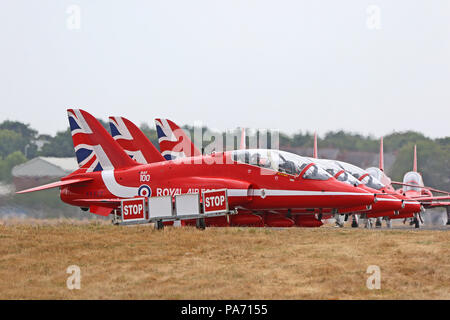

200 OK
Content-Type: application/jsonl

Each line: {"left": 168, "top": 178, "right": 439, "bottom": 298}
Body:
{"left": 403, "top": 171, "right": 424, "bottom": 192}
{"left": 335, "top": 160, "right": 385, "bottom": 190}
{"left": 311, "top": 158, "right": 361, "bottom": 186}
{"left": 231, "top": 149, "right": 331, "bottom": 180}
{"left": 366, "top": 167, "right": 392, "bottom": 186}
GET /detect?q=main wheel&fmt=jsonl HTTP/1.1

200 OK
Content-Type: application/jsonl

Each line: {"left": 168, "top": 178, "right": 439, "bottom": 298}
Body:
{"left": 414, "top": 217, "right": 420, "bottom": 229}
{"left": 351, "top": 215, "right": 359, "bottom": 228}
{"left": 155, "top": 220, "right": 164, "bottom": 230}
{"left": 196, "top": 218, "right": 206, "bottom": 230}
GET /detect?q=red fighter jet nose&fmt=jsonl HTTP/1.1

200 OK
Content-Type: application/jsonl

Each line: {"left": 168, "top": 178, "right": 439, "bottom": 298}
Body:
{"left": 370, "top": 194, "right": 403, "bottom": 213}
{"left": 400, "top": 199, "right": 422, "bottom": 214}
{"left": 332, "top": 182, "right": 375, "bottom": 208}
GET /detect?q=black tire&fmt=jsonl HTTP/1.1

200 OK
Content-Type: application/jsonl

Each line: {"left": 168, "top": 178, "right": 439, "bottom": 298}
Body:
{"left": 156, "top": 220, "right": 164, "bottom": 230}
{"left": 414, "top": 218, "right": 420, "bottom": 229}
{"left": 375, "top": 219, "right": 382, "bottom": 228}
{"left": 196, "top": 218, "right": 206, "bottom": 230}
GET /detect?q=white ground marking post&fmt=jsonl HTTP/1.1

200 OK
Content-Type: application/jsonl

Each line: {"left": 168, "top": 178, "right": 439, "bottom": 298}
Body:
{"left": 366, "top": 265, "right": 381, "bottom": 290}
{"left": 66, "top": 265, "right": 81, "bottom": 290}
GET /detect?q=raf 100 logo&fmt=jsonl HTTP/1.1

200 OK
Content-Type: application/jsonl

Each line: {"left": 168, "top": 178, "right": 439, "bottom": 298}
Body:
{"left": 140, "top": 171, "right": 150, "bottom": 182}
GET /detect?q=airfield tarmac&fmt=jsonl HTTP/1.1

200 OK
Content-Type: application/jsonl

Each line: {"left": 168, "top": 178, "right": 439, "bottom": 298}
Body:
{"left": 0, "top": 219, "right": 448, "bottom": 300}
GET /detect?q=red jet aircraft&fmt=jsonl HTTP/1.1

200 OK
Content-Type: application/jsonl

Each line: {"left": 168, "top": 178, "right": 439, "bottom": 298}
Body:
{"left": 152, "top": 118, "right": 412, "bottom": 228}
{"left": 366, "top": 139, "right": 450, "bottom": 227}
{"left": 17, "top": 110, "right": 376, "bottom": 229}
{"left": 112, "top": 116, "right": 379, "bottom": 227}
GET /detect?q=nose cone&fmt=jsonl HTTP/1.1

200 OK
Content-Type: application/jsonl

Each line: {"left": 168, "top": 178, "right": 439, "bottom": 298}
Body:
{"left": 395, "top": 194, "right": 422, "bottom": 214}
{"left": 371, "top": 195, "right": 403, "bottom": 213}
{"left": 358, "top": 185, "right": 403, "bottom": 214}
{"left": 327, "top": 180, "right": 375, "bottom": 208}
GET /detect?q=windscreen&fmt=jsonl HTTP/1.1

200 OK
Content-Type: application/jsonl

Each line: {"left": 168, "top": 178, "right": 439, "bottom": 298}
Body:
{"left": 402, "top": 171, "right": 424, "bottom": 192}
{"left": 232, "top": 149, "right": 332, "bottom": 180}
{"left": 313, "top": 158, "right": 360, "bottom": 185}
{"left": 335, "top": 160, "right": 385, "bottom": 190}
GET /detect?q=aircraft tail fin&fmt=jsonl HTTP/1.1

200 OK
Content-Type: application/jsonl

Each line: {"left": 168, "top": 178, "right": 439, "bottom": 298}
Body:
{"left": 154, "top": 118, "right": 202, "bottom": 160}
{"left": 67, "top": 109, "right": 138, "bottom": 172}
{"left": 240, "top": 128, "right": 246, "bottom": 150}
{"left": 379, "top": 137, "right": 384, "bottom": 171}
{"left": 313, "top": 132, "right": 318, "bottom": 158}
{"left": 413, "top": 145, "right": 417, "bottom": 172}
{"left": 109, "top": 116, "right": 165, "bottom": 164}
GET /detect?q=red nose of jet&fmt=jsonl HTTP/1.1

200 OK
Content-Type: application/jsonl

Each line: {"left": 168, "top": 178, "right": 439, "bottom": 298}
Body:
{"left": 359, "top": 186, "right": 403, "bottom": 213}
{"left": 327, "top": 180, "right": 375, "bottom": 208}
{"left": 395, "top": 194, "right": 422, "bottom": 214}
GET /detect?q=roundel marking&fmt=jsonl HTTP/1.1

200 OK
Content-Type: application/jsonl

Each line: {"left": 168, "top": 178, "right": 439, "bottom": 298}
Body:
{"left": 260, "top": 189, "right": 266, "bottom": 199}
{"left": 138, "top": 185, "right": 152, "bottom": 197}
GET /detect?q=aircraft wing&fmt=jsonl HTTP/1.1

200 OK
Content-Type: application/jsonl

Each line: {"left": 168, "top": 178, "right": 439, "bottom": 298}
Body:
{"left": 412, "top": 195, "right": 450, "bottom": 202}
{"left": 16, "top": 177, "right": 93, "bottom": 194}
{"left": 422, "top": 202, "right": 450, "bottom": 208}
{"left": 391, "top": 181, "right": 450, "bottom": 195}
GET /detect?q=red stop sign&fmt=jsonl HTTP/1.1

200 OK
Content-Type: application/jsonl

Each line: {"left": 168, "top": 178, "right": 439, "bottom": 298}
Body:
{"left": 203, "top": 189, "right": 228, "bottom": 214}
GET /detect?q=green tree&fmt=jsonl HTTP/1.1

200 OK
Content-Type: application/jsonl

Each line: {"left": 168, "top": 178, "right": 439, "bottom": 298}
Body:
{"left": 0, "top": 151, "right": 27, "bottom": 181}
{"left": 383, "top": 131, "right": 430, "bottom": 152}
{"left": 390, "top": 141, "right": 450, "bottom": 191}
{"left": 39, "top": 128, "right": 75, "bottom": 157}
{"left": 0, "top": 120, "right": 37, "bottom": 140}
{"left": 0, "top": 129, "right": 28, "bottom": 158}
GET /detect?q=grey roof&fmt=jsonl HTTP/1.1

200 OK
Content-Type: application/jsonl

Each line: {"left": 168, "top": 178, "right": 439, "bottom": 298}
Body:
{"left": 12, "top": 157, "right": 78, "bottom": 177}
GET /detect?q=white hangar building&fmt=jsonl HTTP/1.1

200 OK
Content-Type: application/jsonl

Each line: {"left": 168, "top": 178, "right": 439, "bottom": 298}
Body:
{"left": 12, "top": 157, "right": 78, "bottom": 190}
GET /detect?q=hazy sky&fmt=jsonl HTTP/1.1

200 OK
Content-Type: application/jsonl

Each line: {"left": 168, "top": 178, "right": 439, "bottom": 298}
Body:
{"left": 0, "top": 1, "right": 449, "bottom": 138}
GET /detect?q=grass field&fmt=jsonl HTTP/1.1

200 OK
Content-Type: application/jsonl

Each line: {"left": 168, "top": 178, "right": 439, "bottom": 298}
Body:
{"left": 0, "top": 219, "right": 449, "bottom": 299}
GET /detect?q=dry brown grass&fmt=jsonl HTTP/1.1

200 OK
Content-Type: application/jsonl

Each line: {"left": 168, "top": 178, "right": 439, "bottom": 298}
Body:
{"left": 0, "top": 219, "right": 449, "bottom": 300}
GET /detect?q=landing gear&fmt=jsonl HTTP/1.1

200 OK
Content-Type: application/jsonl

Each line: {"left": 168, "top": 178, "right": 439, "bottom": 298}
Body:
{"left": 155, "top": 220, "right": 164, "bottom": 230}
{"left": 375, "top": 217, "right": 382, "bottom": 228}
{"left": 334, "top": 214, "right": 344, "bottom": 228}
{"left": 413, "top": 216, "right": 420, "bottom": 229}
{"left": 196, "top": 218, "right": 206, "bottom": 230}
{"left": 351, "top": 215, "right": 359, "bottom": 228}
{"left": 446, "top": 207, "right": 450, "bottom": 225}
{"left": 384, "top": 216, "right": 392, "bottom": 229}
{"left": 365, "top": 218, "right": 373, "bottom": 229}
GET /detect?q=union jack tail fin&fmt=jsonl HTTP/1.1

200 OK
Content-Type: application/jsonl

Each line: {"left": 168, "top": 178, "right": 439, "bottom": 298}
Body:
{"left": 109, "top": 116, "right": 165, "bottom": 164}
{"left": 68, "top": 109, "right": 138, "bottom": 172}
{"left": 154, "top": 118, "right": 201, "bottom": 160}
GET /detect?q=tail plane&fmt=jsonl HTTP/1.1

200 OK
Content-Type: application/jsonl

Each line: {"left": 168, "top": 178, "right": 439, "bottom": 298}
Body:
{"left": 109, "top": 116, "right": 165, "bottom": 164}
{"left": 154, "top": 118, "right": 201, "bottom": 160}
{"left": 68, "top": 109, "right": 138, "bottom": 172}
